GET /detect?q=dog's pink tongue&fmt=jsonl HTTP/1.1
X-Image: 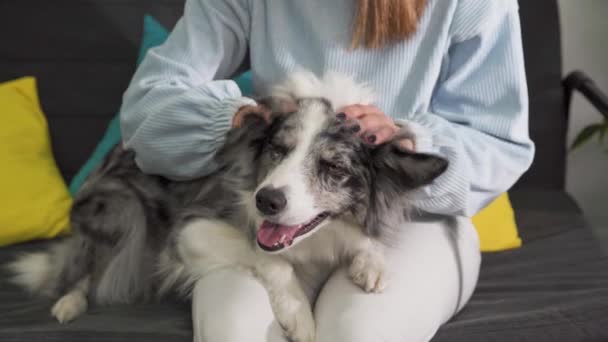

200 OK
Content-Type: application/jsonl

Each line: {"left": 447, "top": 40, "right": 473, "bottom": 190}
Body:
{"left": 257, "top": 221, "right": 301, "bottom": 249}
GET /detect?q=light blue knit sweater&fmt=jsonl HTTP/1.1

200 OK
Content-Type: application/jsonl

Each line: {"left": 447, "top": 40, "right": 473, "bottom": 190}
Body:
{"left": 119, "top": 0, "right": 535, "bottom": 217}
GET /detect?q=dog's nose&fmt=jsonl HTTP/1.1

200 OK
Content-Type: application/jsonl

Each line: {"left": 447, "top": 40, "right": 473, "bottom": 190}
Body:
{"left": 255, "top": 187, "right": 287, "bottom": 216}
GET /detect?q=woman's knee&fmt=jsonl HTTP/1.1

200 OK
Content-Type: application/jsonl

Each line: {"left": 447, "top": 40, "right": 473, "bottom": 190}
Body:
{"left": 316, "top": 308, "right": 384, "bottom": 342}
{"left": 314, "top": 270, "right": 437, "bottom": 342}
{"left": 316, "top": 305, "right": 438, "bottom": 342}
{"left": 192, "top": 268, "right": 283, "bottom": 342}
{"left": 314, "top": 217, "right": 481, "bottom": 342}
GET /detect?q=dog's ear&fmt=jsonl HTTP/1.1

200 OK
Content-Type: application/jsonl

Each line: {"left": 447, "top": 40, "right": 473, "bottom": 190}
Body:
{"left": 216, "top": 97, "right": 296, "bottom": 166}
{"left": 372, "top": 142, "right": 448, "bottom": 190}
{"left": 221, "top": 112, "right": 269, "bottom": 152}
{"left": 362, "top": 142, "right": 448, "bottom": 237}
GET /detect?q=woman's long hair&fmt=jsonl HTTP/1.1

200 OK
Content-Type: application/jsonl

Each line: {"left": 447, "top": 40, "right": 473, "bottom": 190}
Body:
{"left": 351, "top": 0, "right": 428, "bottom": 49}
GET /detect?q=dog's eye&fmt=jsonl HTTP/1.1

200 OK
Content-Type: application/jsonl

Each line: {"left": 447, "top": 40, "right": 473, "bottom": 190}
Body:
{"left": 270, "top": 149, "right": 283, "bottom": 160}
{"left": 320, "top": 160, "right": 346, "bottom": 176}
{"left": 268, "top": 144, "right": 286, "bottom": 161}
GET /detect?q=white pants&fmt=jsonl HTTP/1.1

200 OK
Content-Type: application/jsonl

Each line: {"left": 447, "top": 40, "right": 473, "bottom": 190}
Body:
{"left": 192, "top": 216, "right": 481, "bottom": 342}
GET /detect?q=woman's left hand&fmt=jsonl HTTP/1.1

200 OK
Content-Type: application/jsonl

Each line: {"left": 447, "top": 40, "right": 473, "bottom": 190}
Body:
{"left": 337, "top": 104, "right": 415, "bottom": 150}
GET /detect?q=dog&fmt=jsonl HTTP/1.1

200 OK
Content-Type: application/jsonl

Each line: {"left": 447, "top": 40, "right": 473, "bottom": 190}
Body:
{"left": 8, "top": 71, "right": 448, "bottom": 342}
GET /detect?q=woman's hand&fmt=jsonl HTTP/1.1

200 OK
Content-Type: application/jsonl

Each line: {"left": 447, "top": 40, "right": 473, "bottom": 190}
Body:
{"left": 232, "top": 104, "right": 273, "bottom": 128}
{"left": 337, "top": 104, "right": 415, "bottom": 150}
{"left": 233, "top": 98, "right": 298, "bottom": 128}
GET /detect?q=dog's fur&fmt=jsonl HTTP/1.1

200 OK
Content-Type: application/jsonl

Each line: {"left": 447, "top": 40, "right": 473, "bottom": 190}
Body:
{"left": 7, "top": 71, "right": 447, "bottom": 342}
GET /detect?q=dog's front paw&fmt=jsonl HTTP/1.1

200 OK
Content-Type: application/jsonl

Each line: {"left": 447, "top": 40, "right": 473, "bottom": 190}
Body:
{"left": 282, "top": 304, "right": 315, "bottom": 342}
{"left": 349, "top": 251, "right": 388, "bottom": 293}
{"left": 51, "top": 292, "right": 88, "bottom": 323}
{"left": 271, "top": 294, "right": 315, "bottom": 342}
{"left": 254, "top": 256, "right": 315, "bottom": 342}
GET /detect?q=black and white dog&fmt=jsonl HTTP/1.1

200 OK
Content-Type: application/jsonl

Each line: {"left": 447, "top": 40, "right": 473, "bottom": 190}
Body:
{"left": 8, "top": 71, "right": 447, "bottom": 342}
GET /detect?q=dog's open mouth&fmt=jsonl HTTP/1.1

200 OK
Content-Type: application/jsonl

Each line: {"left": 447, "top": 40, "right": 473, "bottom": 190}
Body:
{"left": 257, "top": 212, "right": 330, "bottom": 252}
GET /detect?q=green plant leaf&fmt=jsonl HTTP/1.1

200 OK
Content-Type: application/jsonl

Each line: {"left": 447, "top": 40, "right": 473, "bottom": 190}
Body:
{"left": 599, "top": 121, "right": 608, "bottom": 143}
{"left": 570, "top": 123, "right": 604, "bottom": 150}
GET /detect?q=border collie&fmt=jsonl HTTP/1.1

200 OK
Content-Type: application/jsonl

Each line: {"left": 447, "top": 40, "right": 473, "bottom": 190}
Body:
{"left": 8, "top": 71, "right": 447, "bottom": 342}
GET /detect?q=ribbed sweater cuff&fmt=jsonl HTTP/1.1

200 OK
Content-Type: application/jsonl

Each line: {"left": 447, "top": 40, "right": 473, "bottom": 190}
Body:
{"left": 210, "top": 96, "right": 257, "bottom": 132}
{"left": 398, "top": 114, "right": 470, "bottom": 216}
{"left": 394, "top": 118, "right": 435, "bottom": 154}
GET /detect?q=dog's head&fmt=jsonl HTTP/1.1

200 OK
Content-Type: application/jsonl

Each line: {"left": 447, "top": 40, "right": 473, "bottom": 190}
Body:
{"left": 220, "top": 71, "right": 448, "bottom": 253}
{"left": 227, "top": 98, "right": 446, "bottom": 253}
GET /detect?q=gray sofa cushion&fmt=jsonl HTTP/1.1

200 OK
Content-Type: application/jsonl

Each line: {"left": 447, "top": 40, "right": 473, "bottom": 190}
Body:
{"left": 432, "top": 190, "right": 608, "bottom": 341}
{"left": 434, "top": 227, "right": 608, "bottom": 341}
{"left": 510, "top": 189, "right": 588, "bottom": 242}
{"left": 0, "top": 238, "right": 191, "bottom": 342}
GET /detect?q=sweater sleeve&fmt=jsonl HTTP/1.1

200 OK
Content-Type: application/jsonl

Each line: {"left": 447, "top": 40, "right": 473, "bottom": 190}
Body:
{"left": 119, "top": 0, "right": 256, "bottom": 180}
{"left": 398, "top": 1, "right": 535, "bottom": 217}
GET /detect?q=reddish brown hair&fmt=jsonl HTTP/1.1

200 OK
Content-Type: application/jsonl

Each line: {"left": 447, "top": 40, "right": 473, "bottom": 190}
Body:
{"left": 351, "top": 0, "right": 428, "bottom": 49}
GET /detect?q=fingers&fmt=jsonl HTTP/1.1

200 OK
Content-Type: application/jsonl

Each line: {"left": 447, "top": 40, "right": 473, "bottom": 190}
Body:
{"left": 356, "top": 114, "right": 387, "bottom": 134}
{"left": 232, "top": 105, "right": 272, "bottom": 128}
{"left": 341, "top": 120, "right": 362, "bottom": 134}
{"left": 337, "top": 104, "right": 384, "bottom": 120}
{"left": 336, "top": 105, "right": 363, "bottom": 119}
{"left": 397, "top": 138, "right": 416, "bottom": 151}
{"left": 334, "top": 105, "right": 416, "bottom": 150}
{"left": 340, "top": 113, "right": 398, "bottom": 146}
{"left": 368, "top": 126, "right": 397, "bottom": 145}
{"left": 232, "top": 105, "right": 253, "bottom": 128}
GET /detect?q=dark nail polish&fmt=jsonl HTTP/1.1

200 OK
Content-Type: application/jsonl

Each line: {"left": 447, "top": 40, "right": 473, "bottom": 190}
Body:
{"left": 351, "top": 124, "right": 361, "bottom": 133}
{"left": 336, "top": 113, "right": 346, "bottom": 120}
{"left": 367, "top": 135, "right": 377, "bottom": 143}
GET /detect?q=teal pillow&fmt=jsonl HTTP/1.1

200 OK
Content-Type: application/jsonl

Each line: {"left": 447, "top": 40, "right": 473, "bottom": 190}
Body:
{"left": 235, "top": 69, "right": 253, "bottom": 97}
{"left": 69, "top": 15, "right": 253, "bottom": 194}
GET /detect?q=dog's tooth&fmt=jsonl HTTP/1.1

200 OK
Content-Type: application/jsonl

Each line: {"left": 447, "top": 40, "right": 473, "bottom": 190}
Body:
{"left": 279, "top": 235, "right": 286, "bottom": 244}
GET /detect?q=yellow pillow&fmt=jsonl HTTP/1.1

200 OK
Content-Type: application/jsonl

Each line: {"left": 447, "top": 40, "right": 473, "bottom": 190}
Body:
{"left": 0, "top": 77, "right": 72, "bottom": 247}
{"left": 472, "top": 192, "right": 521, "bottom": 252}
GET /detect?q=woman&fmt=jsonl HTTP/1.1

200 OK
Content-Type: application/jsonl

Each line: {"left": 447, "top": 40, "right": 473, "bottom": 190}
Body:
{"left": 119, "top": 0, "right": 534, "bottom": 341}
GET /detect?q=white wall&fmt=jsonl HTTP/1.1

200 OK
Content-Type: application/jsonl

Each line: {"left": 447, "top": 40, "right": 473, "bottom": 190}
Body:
{"left": 558, "top": 0, "right": 608, "bottom": 229}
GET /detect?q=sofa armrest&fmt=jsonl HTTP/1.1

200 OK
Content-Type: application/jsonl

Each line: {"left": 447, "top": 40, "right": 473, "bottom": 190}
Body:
{"left": 564, "top": 70, "right": 608, "bottom": 120}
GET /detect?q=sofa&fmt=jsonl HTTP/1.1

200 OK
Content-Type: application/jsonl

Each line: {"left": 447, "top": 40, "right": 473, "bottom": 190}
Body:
{"left": 1, "top": 0, "right": 607, "bottom": 341}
